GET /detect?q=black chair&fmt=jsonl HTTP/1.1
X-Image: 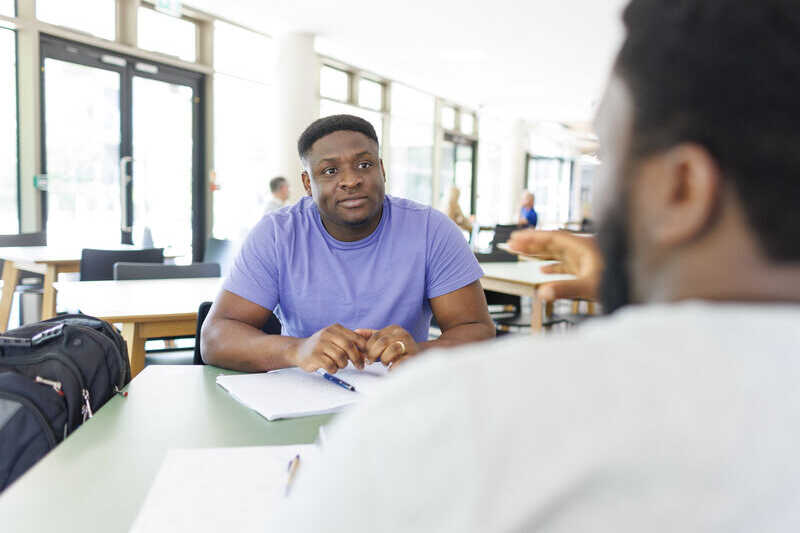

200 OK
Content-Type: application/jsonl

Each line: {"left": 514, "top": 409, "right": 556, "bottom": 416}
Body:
{"left": 474, "top": 224, "right": 520, "bottom": 263}
{"left": 0, "top": 232, "right": 47, "bottom": 248}
{"left": 193, "top": 301, "right": 282, "bottom": 365}
{"left": 204, "top": 238, "right": 236, "bottom": 277}
{"left": 113, "top": 262, "right": 220, "bottom": 281}
{"left": 79, "top": 248, "right": 164, "bottom": 281}
{"left": 0, "top": 232, "right": 47, "bottom": 326}
{"left": 490, "top": 224, "right": 519, "bottom": 251}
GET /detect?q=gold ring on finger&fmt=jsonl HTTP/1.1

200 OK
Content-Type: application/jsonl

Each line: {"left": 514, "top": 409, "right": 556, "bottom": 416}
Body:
{"left": 392, "top": 340, "right": 407, "bottom": 355}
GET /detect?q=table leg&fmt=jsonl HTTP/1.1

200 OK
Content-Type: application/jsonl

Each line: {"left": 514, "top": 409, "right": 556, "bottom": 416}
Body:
{"left": 41, "top": 265, "right": 58, "bottom": 320}
{"left": 0, "top": 260, "right": 20, "bottom": 332}
{"left": 530, "top": 294, "right": 543, "bottom": 333}
{"left": 122, "top": 322, "right": 146, "bottom": 379}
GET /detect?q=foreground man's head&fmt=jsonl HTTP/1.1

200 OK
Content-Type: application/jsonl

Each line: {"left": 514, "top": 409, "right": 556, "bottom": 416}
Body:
{"left": 595, "top": 0, "right": 800, "bottom": 313}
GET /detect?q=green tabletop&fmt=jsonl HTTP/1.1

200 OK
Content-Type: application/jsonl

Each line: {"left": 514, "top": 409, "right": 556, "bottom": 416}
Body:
{"left": 0, "top": 365, "right": 334, "bottom": 532}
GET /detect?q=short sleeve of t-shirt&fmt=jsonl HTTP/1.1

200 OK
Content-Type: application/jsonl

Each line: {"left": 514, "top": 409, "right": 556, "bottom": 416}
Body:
{"left": 425, "top": 210, "right": 484, "bottom": 300}
{"left": 222, "top": 216, "right": 280, "bottom": 310}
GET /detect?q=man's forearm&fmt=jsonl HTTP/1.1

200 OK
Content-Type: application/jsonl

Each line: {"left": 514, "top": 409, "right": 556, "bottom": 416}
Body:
{"left": 201, "top": 318, "right": 302, "bottom": 372}
{"left": 419, "top": 321, "right": 496, "bottom": 352}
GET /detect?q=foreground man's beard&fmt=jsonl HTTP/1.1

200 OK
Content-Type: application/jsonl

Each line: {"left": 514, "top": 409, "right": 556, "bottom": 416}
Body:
{"left": 596, "top": 194, "right": 631, "bottom": 315}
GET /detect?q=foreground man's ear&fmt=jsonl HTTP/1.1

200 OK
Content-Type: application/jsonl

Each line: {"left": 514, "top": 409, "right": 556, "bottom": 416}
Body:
{"left": 632, "top": 142, "right": 721, "bottom": 250}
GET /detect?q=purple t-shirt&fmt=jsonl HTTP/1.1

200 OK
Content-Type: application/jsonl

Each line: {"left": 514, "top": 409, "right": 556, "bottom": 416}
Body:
{"left": 223, "top": 195, "right": 484, "bottom": 343}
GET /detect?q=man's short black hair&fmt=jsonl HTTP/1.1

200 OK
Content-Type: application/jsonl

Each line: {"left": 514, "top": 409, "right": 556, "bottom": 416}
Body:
{"left": 297, "top": 114, "right": 379, "bottom": 161}
{"left": 269, "top": 176, "right": 287, "bottom": 193}
{"left": 615, "top": 0, "right": 800, "bottom": 260}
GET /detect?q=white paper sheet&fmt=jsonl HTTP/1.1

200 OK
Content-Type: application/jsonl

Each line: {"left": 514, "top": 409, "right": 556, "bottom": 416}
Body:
{"left": 216, "top": 363, "right": 388, "bottom": 421}
{"left": 129, "top": 445, "right": 319, "bottom": 533}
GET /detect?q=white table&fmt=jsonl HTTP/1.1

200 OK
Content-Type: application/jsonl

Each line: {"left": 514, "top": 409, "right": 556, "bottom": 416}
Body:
{"left": 480, "top": 260, "right": 575, "bottom": 332}
{"left": 55, "top": 278, "right": 222, "bottom": 377}
{"left": 0, "top": 245, "right": 179, "bottom": 332}
{"left": 0, "top": 365, "right": 331, "bottom": 533}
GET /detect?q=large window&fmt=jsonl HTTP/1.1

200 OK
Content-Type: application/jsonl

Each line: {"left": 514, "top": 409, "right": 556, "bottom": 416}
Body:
{"left": 319, "top": 64, "right": 386, "bottom": 146}
{"left": 0, "top": 27, "right": 17, "bottom": 233}
{"left": 0, "top": 1, "right": 13, "bottom": 17}
{"left": 137, "top": 6, "right": 196, "bottom": 62}
{"left": 212, "top": 22, "right": 275, "bottom": 240}
{"left": 319, "top": 100, "right": 383, "bottom": 146}
{"left": 525, "top": 155, "right": 573, "bottom": 229}
{"left": 36, "top": 0, "right": 116, "bottom": 41}
{"left": 389, "top": 84, "right": 434, "bottom": 205}
{"left": 320, "top": 66, "right": 349, "bottom": 102}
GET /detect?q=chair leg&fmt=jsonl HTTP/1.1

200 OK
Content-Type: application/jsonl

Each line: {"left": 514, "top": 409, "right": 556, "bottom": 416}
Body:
{"left": 0, "top": 261, "right": 20, "bottom": 333}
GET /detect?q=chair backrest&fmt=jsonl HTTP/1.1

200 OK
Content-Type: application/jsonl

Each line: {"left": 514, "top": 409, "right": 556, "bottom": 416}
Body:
{"left": 113, "top": 262, "right": 220, "bottom": 280}
{"left": 203, "top": 238, "right": 236, "bottom": 277}
{"left": 80, "top": 248, "right": 164, "bottom": 281}
{"left": 490, "top": 224, "right": 519, "bottom": 251}
{"left": 193, "top": 301, "right": 282, "bottom": 365}
{"left": 0, "top": 232, "right": 46, "bottom": 247}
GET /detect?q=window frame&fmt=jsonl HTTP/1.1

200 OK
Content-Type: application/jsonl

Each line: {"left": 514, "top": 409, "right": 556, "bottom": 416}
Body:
{"left": 0, "top": 22, "right": 21, "bottom": 232}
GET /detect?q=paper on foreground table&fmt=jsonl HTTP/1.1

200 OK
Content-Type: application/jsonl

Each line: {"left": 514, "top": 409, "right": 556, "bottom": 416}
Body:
{"left": 216, "top": 362, "right": 389, "bottom": 421}
{"left": 129, "top": 445, "right": 320, "bottom": 533}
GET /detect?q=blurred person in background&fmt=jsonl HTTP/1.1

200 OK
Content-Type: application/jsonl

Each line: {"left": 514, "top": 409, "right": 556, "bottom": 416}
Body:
{"left": 442, "top": 185, "right": 474, "bottom": 233}
{"left": 517, "top": 190, "right": 538, "bottom": 227}
{"left": 264, "top": 176, "right": 290, "bottom": 214}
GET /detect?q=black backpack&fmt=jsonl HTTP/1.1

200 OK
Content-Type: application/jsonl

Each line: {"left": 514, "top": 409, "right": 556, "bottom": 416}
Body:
{"left": 0, "top": 314, "right": 130, "bottom": 491}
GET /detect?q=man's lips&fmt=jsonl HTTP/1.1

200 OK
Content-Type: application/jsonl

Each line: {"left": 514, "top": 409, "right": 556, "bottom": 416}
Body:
{"left": 337, "top": 197, "right": 369, "bottom": 208}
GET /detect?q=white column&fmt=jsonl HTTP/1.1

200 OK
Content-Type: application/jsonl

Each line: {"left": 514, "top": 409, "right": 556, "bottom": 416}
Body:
{"left": 274, "top": 32, "right": 319, "bottom": 204}
{"left": 507, "top": 118, "right": 529, "bottom": 223}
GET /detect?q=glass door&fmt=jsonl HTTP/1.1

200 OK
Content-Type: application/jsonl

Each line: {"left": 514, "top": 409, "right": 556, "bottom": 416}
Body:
{"left": 132, "top": 76, "right": 195, "bottom": 259}
{"left": 40, "top": 35, "right": 204, "bottom": 260}
{"left": 41, "top": 49, "right": 124, "bottom": 246}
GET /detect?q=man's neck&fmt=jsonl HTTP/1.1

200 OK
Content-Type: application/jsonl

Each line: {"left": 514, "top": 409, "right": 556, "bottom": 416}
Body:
{"left": 642, "top": 241, "right": 800, "bottom": 305}
{"left": 320, "top": 206, "right": 383, "bottom": 242}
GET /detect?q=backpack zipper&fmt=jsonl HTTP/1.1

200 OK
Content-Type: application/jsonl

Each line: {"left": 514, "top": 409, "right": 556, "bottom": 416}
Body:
{"left": 0, "top": 390, "right": 58, "bottom": 448}
{"left": 1, "top": 352, "right": 90, "bottom": 423}
{"left": 35, "top": 376, "right": 64, "bottom": 396}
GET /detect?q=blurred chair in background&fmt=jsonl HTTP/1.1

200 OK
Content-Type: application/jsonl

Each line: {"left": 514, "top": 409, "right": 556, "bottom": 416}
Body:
{"left": 79, "top": 248, "right": 164, "bottom": 281}
{"left": 204, "top": 238, "right": 236, "bottom": 278}
{"left": 113, "top": 262, "right": 220, "bottom": 281}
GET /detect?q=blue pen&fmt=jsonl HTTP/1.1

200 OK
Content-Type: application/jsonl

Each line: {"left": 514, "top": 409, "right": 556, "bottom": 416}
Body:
{"left": 315, "top": 369, "right": 357, "bottom": 392}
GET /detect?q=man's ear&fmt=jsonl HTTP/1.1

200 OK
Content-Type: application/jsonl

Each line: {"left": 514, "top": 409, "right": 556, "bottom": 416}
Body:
{"left": 380, "top": 159, "right": 386, "bottom": 182}
{"left": 632, "top": 143, "right": 721, "bottom": 249}
{"left": 301, "top": 171, "right": 312, "bottom": 196}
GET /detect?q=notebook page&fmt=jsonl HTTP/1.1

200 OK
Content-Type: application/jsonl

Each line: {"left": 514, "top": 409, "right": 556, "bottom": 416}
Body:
{"left": 216, "top": 362, "right": 388, "bottom": 421}
{"left": 129, "top": 445, "right": 319, "bottom": 533}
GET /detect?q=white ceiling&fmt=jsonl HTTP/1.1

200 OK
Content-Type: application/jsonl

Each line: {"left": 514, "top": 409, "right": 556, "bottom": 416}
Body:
{"left": 186, "top": 0, "right": 629, "bottom": 122}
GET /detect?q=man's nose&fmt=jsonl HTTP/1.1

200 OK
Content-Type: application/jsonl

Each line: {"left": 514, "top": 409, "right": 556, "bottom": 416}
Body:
{"left": 338, "top": 168, "right": 362, "bottom": 189}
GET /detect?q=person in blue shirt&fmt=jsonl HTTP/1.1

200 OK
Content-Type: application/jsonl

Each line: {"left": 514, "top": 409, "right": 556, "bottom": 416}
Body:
{"left": 518, "top": 190, "right": 538, "bottom": 227}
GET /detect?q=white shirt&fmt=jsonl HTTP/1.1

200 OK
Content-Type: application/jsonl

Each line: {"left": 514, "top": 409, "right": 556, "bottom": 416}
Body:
{"left": 268, "top": 302, "right": 800, "bottom": 532}
{"left": 264, "top": 196, "right": 285, "bottom": 214}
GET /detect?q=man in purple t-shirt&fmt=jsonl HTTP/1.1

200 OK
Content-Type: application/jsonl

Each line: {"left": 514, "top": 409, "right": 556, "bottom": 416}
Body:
{"left": 201, "top": 115, "right": 495, "bottom": 374}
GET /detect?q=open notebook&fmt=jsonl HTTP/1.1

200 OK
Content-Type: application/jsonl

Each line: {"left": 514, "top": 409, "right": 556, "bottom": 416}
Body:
{"left": 216, "top": 363, "right": 388, "bottom": 421}
{"left": 130, "top": 445, "right": 319, "bottom": 533}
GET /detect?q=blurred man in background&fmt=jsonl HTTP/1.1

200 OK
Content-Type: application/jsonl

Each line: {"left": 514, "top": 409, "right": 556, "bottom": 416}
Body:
{"left": 264, "top": 176, "right": 289, "bottom": 214}
{"left": 518, "top": 189, "right": 538, "bottom": 227}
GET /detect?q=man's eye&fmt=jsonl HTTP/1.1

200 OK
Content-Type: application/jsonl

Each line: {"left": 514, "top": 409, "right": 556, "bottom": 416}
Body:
{"left": 322, "top": 168, "right": 337, "bottom": 175}
{"left": 358, "top": 161, "right": 373, "bottom": 169}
